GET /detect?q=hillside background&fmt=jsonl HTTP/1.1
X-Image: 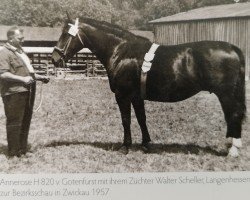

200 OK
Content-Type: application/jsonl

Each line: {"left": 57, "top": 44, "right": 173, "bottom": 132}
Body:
{"left": 0, "top": 0, "right": 250, "bottom": 30}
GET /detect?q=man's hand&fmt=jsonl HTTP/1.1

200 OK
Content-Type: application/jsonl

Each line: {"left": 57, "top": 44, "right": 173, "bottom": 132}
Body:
{"left": 40, "top": 76, "right": 50, "bottom": 84}
{"left": 22, "top": 76, "right": 34, "bottom": 85}
{"left": 35, "top": 74, "right": 50, "bottom": 84}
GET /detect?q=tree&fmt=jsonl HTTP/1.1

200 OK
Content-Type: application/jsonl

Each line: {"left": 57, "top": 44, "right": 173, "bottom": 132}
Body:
{"left": 0, "top": 0, "right": 249, "bottom": 29}
{"left": 135, "top": 0, "right": 181, "bottom": 30}
{"left": 0, "top": 0, "right": 116, "bottom": 26}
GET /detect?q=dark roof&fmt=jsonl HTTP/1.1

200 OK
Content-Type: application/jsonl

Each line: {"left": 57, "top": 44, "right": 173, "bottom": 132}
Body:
{"left": 129, "top": 30, "right": 154, "bottom": 41}
{"left": 23, "top": 47, "right": 91, "bottom": 53}
{"left": 0, "top": 25, "right": 154, "bottom": 42}
{"left": 0, "top": 25, "right": 61, "bottom": 41}
{"left": 150, "top": 2, "right": 250, "bottom": 23}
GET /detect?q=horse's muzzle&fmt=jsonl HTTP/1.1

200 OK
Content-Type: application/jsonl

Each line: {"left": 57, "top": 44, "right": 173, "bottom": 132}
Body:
{"left": 52, "top": 47, "right": 65, "bottom": 68}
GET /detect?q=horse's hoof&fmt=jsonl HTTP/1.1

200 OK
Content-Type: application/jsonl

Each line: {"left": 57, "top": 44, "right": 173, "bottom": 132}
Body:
{"left": 141, "top": 143, "right": 151, "bottom": 153}
{"left": 118, "top": 145, "right": 129, "bottom": 155}
{"left": 228, "top": 146, "right": 239, "bottom": 157}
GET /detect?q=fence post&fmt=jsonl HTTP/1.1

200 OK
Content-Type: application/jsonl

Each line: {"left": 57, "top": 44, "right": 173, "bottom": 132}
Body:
{"left": 93, "top": 61, "right": 95, "bottom": 76}
{"left": 44, "top": 61, "right": 49, "bottom": 76}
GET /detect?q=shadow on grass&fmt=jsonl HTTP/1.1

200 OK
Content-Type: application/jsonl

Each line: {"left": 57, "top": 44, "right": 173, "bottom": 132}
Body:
{"left": 0, "top": 144, "right": 8, "bottom": 156}
{"left": 45, "top": 140, "right": 228, "bottom": 157}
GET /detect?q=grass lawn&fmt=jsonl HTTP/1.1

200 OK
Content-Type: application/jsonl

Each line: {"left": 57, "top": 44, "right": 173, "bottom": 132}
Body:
{"left": 0, "top": 77, "right": 249, "bottom": 173}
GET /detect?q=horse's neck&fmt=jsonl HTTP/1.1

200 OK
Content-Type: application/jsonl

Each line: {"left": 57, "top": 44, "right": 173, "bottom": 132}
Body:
{"left": 83, "top": 26, "right": 126, "bottom": 68}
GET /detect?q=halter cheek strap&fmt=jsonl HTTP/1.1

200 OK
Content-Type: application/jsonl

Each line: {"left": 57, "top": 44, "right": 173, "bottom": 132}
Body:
{"left": 77, "top": 33, "right": 84, "bottom": 46}
{"left": 63, "top": 36, "right": 73, "bottom": 56}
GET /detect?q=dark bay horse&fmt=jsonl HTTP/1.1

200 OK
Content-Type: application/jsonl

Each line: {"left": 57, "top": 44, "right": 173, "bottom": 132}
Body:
{"left": 52, "top": 17, "right": 246, "bottom": 157}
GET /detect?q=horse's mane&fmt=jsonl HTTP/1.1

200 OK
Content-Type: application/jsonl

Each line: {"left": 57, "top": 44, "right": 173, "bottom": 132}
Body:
{"left": 79, "top": 17, "right": 149, "bottom": 42}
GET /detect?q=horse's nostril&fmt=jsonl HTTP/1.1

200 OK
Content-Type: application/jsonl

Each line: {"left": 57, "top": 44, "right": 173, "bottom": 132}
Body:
{"left": 51, "top": 58, "right": 59, "bottom": 67}
{"left": 51, "top": 58, "right": 55, "bottom": 65}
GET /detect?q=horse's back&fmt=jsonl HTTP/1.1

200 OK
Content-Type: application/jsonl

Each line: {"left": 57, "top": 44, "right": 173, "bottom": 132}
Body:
{"left": 146, "top": 41, "right": 244, "bottom": 102}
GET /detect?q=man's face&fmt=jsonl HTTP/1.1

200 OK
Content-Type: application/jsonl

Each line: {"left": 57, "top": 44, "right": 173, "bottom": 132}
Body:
{"left": 10, "top": 29, "right": 24, "bottom": 48}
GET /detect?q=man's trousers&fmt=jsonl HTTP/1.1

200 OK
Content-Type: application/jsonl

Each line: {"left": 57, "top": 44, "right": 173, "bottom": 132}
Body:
{"left": 2, "top": 84, "right": 36, "bottom": 156}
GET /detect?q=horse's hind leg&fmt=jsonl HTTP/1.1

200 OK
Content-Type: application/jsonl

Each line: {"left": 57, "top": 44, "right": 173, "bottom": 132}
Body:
{"left": 217, "top": 92, "right": 245, "bottom": 157}
{"left": 115, "top": 95, "right": 132, "bottom": 154}
{"left": 131, "top": 96, "right": 151, "bottom": 152}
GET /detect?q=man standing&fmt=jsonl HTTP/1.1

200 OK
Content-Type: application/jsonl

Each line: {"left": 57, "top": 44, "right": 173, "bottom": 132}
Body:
{"left": 0, "top": 26, "right": 49, "bottom": 157}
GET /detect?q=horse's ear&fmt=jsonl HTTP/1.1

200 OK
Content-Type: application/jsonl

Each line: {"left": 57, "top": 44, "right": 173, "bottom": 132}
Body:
{"left": 65, "top": 11, "right": 73, "bottom": 23}
{"left": 66, "top": 11, "right": 71, "bottom": 20}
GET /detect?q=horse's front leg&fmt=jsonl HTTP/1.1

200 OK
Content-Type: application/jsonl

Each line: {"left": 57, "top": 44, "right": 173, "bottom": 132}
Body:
{"left": 132, "top": 96, "right": 151, "bottom": 152}
{"left": 116, "top": 94, "right": 132, "bottom": 154}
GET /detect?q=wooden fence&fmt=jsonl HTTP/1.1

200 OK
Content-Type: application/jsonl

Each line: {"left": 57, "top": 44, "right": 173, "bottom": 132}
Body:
{"left": 24, "top": 47, "right": 106, "bottom": 77}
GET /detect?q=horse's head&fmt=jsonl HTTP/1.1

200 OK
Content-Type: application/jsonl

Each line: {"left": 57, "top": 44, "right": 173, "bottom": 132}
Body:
{"left": 52, "top": 16, "right": 85, "bottom": 67}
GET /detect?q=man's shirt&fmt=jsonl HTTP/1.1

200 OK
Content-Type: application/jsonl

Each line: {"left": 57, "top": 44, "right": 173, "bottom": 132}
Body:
{"left": 0, "top": 43, "right": 34, "bottom": 96}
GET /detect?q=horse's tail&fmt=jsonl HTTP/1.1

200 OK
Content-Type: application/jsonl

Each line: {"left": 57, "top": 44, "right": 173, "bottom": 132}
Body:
{"left": 232, "top": 45, "right": 246, "bottom": 121}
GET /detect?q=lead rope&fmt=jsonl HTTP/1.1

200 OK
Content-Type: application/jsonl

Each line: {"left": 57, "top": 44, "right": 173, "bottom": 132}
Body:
{"left": 34, "top": 82, "right": 44, "bottom": 113}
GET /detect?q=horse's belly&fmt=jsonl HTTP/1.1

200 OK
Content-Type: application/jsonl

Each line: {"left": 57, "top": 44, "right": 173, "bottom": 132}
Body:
{"left": 146, "top": 83, "right": 201, "bottom": 102}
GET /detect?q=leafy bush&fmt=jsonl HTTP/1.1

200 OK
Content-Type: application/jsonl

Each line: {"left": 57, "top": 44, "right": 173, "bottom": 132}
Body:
{"left": 0, "top": 0, "right": 249, "bottom": 29}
